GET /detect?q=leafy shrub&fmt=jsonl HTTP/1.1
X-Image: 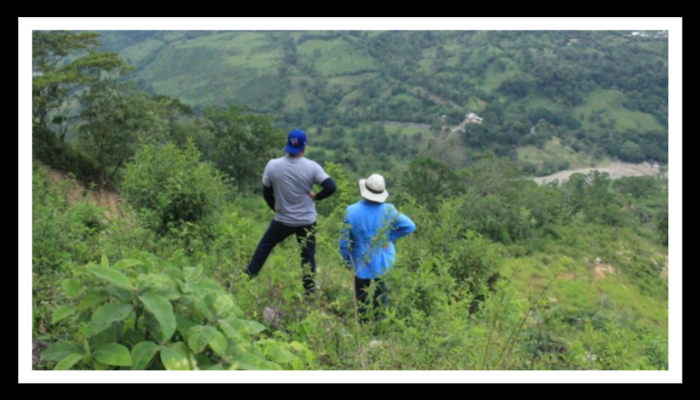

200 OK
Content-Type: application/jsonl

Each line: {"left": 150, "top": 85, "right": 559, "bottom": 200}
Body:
{"left": 32, "top": 167, "right": 106, "bottom": 272}
{"left": 121, "top": 141, "right": 227, "bottom": 237}
{"left": 42, "top": 255, "right": 313, "bottom": 370}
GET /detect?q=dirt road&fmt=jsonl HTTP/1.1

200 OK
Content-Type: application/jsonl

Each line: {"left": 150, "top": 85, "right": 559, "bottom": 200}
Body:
{"left": 533, "top": 162, "right": 667, "bottom": 185}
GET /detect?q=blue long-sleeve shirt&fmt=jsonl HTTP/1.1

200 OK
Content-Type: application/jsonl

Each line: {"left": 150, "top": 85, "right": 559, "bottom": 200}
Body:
{"left": 339, "top": 200, "right": 416, "bottom": 279}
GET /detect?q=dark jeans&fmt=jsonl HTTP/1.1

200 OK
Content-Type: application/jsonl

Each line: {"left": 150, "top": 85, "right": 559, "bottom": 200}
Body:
{"left": 245, "top": 220, "right": 316, "bottom": 293}
{"left": 354, "top": 276, "right": 388, "bottom": 323}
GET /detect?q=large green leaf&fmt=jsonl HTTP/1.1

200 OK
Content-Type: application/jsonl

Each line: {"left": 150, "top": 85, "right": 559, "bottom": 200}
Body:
{"left": 170, "top": 342, "right": 192, "bottom": 359}
{"left": 230, "top": 352, "right": 265, "bottom": 370}
{"left": 54, "top": 353, "right": 83, "bottom": 370}
{"left": 92, "top": 360, "right": 110, "bottom": 370}
{"left": 61, "top": 279, "right": 82, "bottom": 298}
{"left": 101, "top": 254, "right": 110, "bottom": 269}
{"left": 51, "top": 305, "right": 76, "bottom": 324}
{"left": 89, "top": 324, "right": 119, "bottom": 347}
{"left": 241, "top": 319, "right": 266, "bottom": 335}
{"left": 218, "top": 318, "right": 250, "bottom": 343}
{"left": 175, "top": 278, "right": 192, "bottom": 294}
{"left": 186, "top": 325, "right": 218, "bottom": 354}
{"left": 230, "top": 303, "right": 244, "bottom": 318}
{"left": 209, "top": 332, "right": 227, "bottom": 357}
{"left": 289, "top": 341, "right": 307, "bottom": 351}
{"left": 91, "top": 303, "right": 133, "bottom": 329}
{"left": 41, "top": 342, "right": 84, "bottom": 361}
{"left": 176, "top": 315, "right": 197, "bottom": 342}
{"left": 182, "top": 266, "right": 203, "bottom": 282}
{"left": 230, "top": 352, "right": 281, "bottom": 370}
{"left": 138, "top": 294, "right": 176, "bottom": 343}
{"left": 164, "top": 267, "right": 183, "bottom": 281}
{"left": 265, "top": 343, "right": 296, "bottom": 364}
{"left": 88, "top": 266, "right": 134, "bottom": 291}
{"left": 93, "top": 343, "right": 132, "bottom": 367}
{"left": 190, "top": 278, "right": 222, "bottom": 294}
{"left": 136, "top": 273, "right": 181, "bottom": 300}
{"left": 104, "top": 285, "right": 132, "bottom": 302}
{"left": 113, "top": 259, "right": 143, "bottom": 271}
{"left": 131, "top": 341, "right": 160, "bottom": 370}
{"left": 259, "top": 359, "right": 283, "bottom": 370}
{"left": 160, "top": 346, "right": 190, "bottom": 370}
{"left": 123, "top": 328, "right": 146, "bottom": 345}
{"left": 78, "top": 292, "right": 107, "bottom": 312}
{"left": 213, "top": 295, "right": 233, "bottom": 316}
{"left": 192, "top": 294, "right": 216, "bottom": 321}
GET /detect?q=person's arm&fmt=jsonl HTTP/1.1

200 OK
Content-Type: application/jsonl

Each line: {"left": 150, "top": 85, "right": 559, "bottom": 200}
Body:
{"left": 339, "top": 209, "right": 353, "bottom": 269}
{"left": 389, "top": 207, "right": 416, "bottom": 242}
{"left": 263, "top": 184, "right": 275, "bottom": 211}
{"left": 311, "top": 177, "right": 337, "bottom": 201}
{"left": 262, "top": 161, "right": 275, "bottom": 211}
{"left": 309, "top": 162, "right": 335, "bottom": 201}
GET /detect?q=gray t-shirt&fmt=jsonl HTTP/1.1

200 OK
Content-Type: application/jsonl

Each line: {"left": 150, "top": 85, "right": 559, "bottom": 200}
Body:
{"left": 263, "top": 155, "right": 330, "bottom": 226}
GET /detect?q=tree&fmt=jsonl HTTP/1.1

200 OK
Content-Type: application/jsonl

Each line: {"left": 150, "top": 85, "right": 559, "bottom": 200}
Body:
{"left": 562, "top": 171, "right": 625, "bottom": 226}
{"left": 32, "top": 31, "right": 132, "bottom": 182}
{"left": 401, "top": 158, "right": 463, "bottom": 211}
{"left": 121, "top": 141, "right": 227, "bottom": 237}
{"left": 620, "top": 140, "right": 644, "bottom": 162}
{"left": 32, "top": 31, "right": 131, "bottom": 141}
{"left": 460, "top": 155, "right": 530, "bottom": 243}
{"left": 77, "top": 82, "right": 168, "bottom": 186}
{"left": 613, "top": 176, "right": 658, "bottom": 199}
{"left": 204, "top": 105, "right": 284, "bottom": 193}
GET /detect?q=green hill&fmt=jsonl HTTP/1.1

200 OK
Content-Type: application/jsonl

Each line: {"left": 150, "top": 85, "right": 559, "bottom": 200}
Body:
{"left": 95, "top": 30, "right": 668, "bottom": 172}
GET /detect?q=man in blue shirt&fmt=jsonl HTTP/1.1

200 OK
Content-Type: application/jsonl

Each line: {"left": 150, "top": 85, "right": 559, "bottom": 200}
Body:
{"left": 340, "top": 174, "right": 415, "bottom": 322}
{"left": 246, "top": 129, "right": 337, "bottom": 294}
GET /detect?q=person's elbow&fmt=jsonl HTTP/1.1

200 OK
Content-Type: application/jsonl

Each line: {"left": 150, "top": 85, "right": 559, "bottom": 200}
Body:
{"left": 398, "top": 218, "right": 416, "bottom": 236}
{"left": 262, "top": 184, "right": 275, "bottom": 210}
{"left": 406, "top": 221, "right": 416, "bottom": 234}
{"left": 315, "top": 178, "right": 337, "bottom": 201}
{"left": 323, "top": 178, "right": 337, "bottom": 196}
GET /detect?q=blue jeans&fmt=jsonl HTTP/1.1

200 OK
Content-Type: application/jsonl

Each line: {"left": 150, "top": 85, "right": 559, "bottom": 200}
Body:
{"left": 245, "top": 220, "right": 316, "bottom": 293}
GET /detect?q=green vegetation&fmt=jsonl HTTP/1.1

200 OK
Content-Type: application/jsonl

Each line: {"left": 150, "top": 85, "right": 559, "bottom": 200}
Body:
{"left": 32, "top": 155, "right": 669, "bottom": 370}
{"left": 297, "top": 36, "right": 378, "bottom": 76}
{"left": 31, "top": 31, "right": 668, "bottom": 372}
{"left": 92, "top": 30, "right": 667, "bottom": 174}
{"left": 574, "top": 90, "right": 665, "bottom": 133}
{"left": 517, "top": 137, "right": 611, "bottom": 176}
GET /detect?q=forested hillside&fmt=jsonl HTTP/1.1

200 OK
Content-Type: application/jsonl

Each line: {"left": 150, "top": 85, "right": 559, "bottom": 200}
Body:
{"left": 96, "top": 30, "right": 668, "bottom": 175}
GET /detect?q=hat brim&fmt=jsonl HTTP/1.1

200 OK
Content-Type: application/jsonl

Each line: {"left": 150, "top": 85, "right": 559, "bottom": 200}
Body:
{"left": 359, "top": 179, "right": 389, "bottom": 203}
{"left": 285, "top": 144, "right": 304, "bottom": 154}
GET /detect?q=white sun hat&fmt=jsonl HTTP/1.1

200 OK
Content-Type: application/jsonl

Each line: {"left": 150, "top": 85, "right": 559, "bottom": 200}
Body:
{"left": 359, "top": 174, "right": 389, "bottom": 203}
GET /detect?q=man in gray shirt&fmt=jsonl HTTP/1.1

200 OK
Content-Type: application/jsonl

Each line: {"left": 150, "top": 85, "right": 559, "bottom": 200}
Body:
{"left": 245, "top": 129, "right": 337, "bottom": 294}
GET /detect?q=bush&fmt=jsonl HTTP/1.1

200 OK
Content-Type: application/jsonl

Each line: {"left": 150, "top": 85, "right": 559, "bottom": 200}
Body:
{"left": 33, "top": 124, "right": 101, "bottom": 186}
{"left": 41, "top": 255, "right": 313, "bottom": 370}
{"left": 121, "top": 141, "right": 227, "bottom": 238}
{"left": 32, "top": 166, "right": 106, "bottom": 272}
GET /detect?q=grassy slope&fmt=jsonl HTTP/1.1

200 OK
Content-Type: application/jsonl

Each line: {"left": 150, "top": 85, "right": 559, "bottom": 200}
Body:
{"left": 137, "top": 32, "right": 284, "bottom": 110}
{"left": 501, "top": 223, "right": 668, "bottom": 338}
{"left": 297, "top": 37, "right": 377, "bottom": 77}
{"left": 517, "top": 137, "right": 611, "bottom": 170}
{"left": 574, "top": 89, "right": 665, "bottom": 133}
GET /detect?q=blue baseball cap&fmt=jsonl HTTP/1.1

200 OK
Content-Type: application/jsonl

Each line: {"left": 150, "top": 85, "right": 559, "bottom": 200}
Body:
{"left": 285, "top": 129, "right": 307, "bottom": 154}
